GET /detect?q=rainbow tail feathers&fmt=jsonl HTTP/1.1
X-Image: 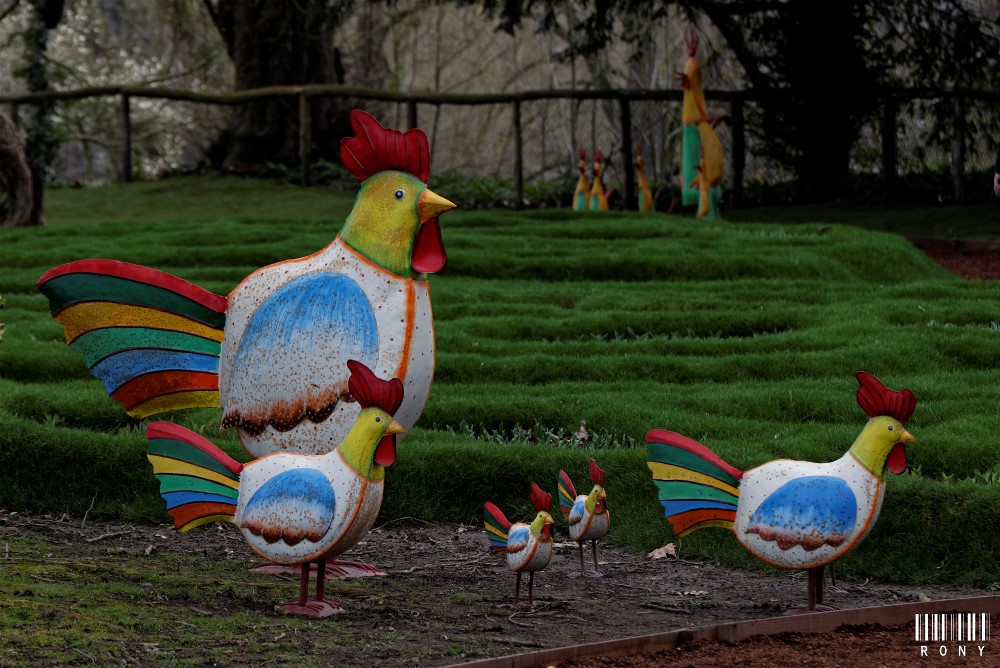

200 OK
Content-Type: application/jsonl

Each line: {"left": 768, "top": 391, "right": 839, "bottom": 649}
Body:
{"left": 646, "top": 429, "right": 742, "bottom": 537}
{"left": 37, "top": 260, "right": 227, "bottom": 419}
{"left": 483, "top": 502, "right": 511, "bottom": 552}
{"left": 557, "top": 470, "right": 577, "bottom": 518}
{"left": 146, "top": 422, "right": 243, "bottom": 532}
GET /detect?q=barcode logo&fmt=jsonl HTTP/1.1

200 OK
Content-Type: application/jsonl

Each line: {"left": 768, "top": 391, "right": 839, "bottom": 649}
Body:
{"left": 915, "top": 613, "right": 991, "bottom": 642}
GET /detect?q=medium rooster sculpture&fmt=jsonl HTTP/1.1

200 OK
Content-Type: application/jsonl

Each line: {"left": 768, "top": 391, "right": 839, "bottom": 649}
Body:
{"left": 647, "top": 372, "right": 916, "bottom": 612}
{"left": 37, "top": 109, "right": 455, "bottom": 460}
{"left": 678, "top": 31, "right": 724, "bottom": 220}
{"left": 558, "top": 458, "right": 610, "bottom": 577}
{"left": 573, "top": 148, "right": 590, "bottom": 211}
{"left": 147, "top": 360, "right": 404, "bottom": 618}
{"left": 635, "top": 145, "right": 653, "bottom": 213}
{"left": 484, "top": 483, "right": 555, "bottom": 608}
{"left": 589, "top": 151, "right": 609, "bottom": 212}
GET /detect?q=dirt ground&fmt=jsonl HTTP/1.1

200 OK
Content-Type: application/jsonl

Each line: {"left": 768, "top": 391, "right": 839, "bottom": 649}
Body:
{"left": 1, "top": 511, "right": 993, "bottom": 667}
{"left": 909, "top": 237, "right": 1000, "bottom": 280}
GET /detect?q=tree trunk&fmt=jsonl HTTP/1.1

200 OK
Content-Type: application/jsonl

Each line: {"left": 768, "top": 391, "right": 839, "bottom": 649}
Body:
{"left": 220, "top": 0, "right": 347, "bottom": 170}
{"left": 0, "top": 113, "right": 43, "bottom": 227}
{"left": 704, "top": 1, "right": 873, "bottom": 202}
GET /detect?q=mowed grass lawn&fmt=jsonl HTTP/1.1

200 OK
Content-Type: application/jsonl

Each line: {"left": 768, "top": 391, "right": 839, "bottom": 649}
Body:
{"left": 2, "top": 176, "right": 1000, "bottom": 587}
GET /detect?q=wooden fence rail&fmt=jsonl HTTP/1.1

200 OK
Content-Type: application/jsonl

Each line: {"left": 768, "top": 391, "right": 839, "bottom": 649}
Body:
{"left": 4, "top": 83, "right": 999, "bottom": 207}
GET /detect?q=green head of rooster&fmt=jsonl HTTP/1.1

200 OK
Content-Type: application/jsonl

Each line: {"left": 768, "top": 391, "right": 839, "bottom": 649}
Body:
{"left": 529, "top": 483, "right": 555, "bottom": 542}
{"left": 338, "top": 110, "right": 456, "bottom": 279}
{"left": 338, "top": 360, "right": 405, "bottom": 483}
{"left": 584, "top": 458, "right": 608, "bottom": 515}
{"left": 849, "top": 372, "right": 917, "bottom": 480}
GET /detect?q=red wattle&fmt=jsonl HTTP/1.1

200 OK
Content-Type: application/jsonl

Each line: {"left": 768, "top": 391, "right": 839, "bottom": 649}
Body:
{"left": 411, "top": 218, "right": 447, "bottom": 274}
{"left": 887, "top": 443, "right": 907, "bottom": 475}
{"left": 374, "top": 435, "right": 397, "bottom": 467}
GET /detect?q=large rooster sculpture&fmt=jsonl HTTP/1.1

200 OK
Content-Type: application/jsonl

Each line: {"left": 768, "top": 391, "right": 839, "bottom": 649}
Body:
{"left": 37, "top": 110, "right": 455, "bottom": 460}
{"left": 647, "top": 372, "right": 916, "bottom": 612}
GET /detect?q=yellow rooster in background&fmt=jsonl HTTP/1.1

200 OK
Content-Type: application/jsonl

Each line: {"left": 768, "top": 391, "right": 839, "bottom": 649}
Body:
{"left": 678, "top": 31, "right": 724, "bottom": 220}
{"left": 589, "top": 150, "right": 609, "bottom": 211}
{"left": 573, "top": 148, "right": 590, "bottom": 211}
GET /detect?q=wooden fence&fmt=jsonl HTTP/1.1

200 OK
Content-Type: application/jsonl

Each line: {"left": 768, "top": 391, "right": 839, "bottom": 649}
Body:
{"left": 3, "top": 83, "right": 998, "bottom": 208}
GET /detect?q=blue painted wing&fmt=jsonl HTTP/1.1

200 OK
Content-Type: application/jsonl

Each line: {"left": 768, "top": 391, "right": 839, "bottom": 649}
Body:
{"left": 506, "top": 525, "right": 530, "bottom": 554}
{"left": 223, "top": 272, "right": 379, "bottom": 434}
{"left": 745, "top": 476, "right": 857, "bottom": 551}
{"left": 568, "top": 497, "right": 586, "bottom": 527}
{"left": 240, "top": 468, "right": 335, "bottom": 546}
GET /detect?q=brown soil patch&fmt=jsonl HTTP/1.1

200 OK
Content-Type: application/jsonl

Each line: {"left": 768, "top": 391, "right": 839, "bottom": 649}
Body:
{"left": 1, "top": 511, "right": 993, "bottom": 666}
{"left": 910, "top": 237, "right": 1000, "bottom": 280}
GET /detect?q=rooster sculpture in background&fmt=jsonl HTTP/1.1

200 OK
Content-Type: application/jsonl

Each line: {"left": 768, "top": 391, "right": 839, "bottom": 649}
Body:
{"left": 635, "top": 145, "right": 653, "bottom": 213}
{"left": 484, "top": 484, "right": 555, "bottom": 608}
{"left": 589, "top": 151, "right": 609, "bottom": 211}
{"left": 558, "top": 458, "right": 610, "bottom": 577}
{"left": 37, "top": 110, "right": 455, "bottom": 462}
{"left": 678, "top": 30, "right": 724, "bottom": 220}
{"left": 647, "top": 372, "right": 917, "bottom": 612}
{"left": 573, "top": 148, "right": 590, "bottom": 211}
{"left": 146, "top": 361, "right": 405, "bottom": 618}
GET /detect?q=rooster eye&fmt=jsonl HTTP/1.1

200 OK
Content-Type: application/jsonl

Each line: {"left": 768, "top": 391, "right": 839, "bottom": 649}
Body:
{"left": 394, "top": 189, "right": 405, "bottom": 200}
{"left": 887, "top": 425, "right": 893, "bottom": 431}
{"left": 375, "top": 417, "right": 381, "bottom": 423}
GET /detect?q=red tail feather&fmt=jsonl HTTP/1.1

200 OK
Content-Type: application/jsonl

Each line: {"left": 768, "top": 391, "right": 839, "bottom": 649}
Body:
{"left": 347, "top": 360, "right": 404, "bottom": 415}
{"left": 530, "top": 483, "right": 552, "bottom": 513}
{"left": 855, "top": 371, "right": 916, "bottom": 424}
{"left": 588, "top": 458, "right": 605, "bottom": 486}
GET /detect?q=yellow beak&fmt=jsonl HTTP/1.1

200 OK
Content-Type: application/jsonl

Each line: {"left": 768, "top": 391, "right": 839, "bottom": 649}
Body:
{"left": 898, "top": 428, "right": 915, "bottom": 445}
{"left": 386, "top": 420, "right": 405, "bottom": 435}
{"left": 417, "top": 189, "right": 456, "bottom": 222}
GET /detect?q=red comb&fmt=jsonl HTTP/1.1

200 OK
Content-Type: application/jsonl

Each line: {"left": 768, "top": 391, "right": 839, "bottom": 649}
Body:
{"left": 855, "top": 372, "right": 916, "bottom": 424}
{"left": 347, "top": 360, "right": 404, "bottom": 415}
{"left": 340, "top": 110, "right": 430, "bottom": 184}
{"left": 686, "top": 30, "right": 699, "bottom": 57}
{"left": 594, "top": 150, "right": 603, "bottom": 163}
{"left": 530, "top": 483, "right": 552, "bottom": 513}
{"left": 635, "top": 144, "right": 643, "bottom": 156}
{"left": 588, "top": 458, "right": 605, "bottom": 486}
{"left": 578, "top": 148, "right": 586, "bottom": 160}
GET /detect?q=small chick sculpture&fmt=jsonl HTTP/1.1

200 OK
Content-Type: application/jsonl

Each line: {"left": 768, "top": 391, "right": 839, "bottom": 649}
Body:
{"left": 484, "top": 483, "right": 555, "bottom": 608}
{"left": 635, "top": 145, "right": 653, "bottom": 213}
{"left": 558, "top": 458, "right": 610, "bottom": 577}
{"left": 147, "top": 360, "right": 404, "bottom": 618}
{"left": 647, "top": 372, "right": 916, "bottom": 612}
{"left": 573, "top": 148, "right": 590, "bottom": 211}
{"left": 589, "top": 151, "right": 609, "bottom": 211}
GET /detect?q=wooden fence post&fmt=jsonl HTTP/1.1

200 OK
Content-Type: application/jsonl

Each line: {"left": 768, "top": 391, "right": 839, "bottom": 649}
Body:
{"left": 512, "top": 99, "right": 523, "bottom": 209}
{"left": 881, "top": 97, "right": 898, "bottom": 202}
{"left": 120, "top": 94, "right": 132, "bottom": 183}
{"left": 952, "top": 94, "right": 965, "bottom": 205}
{"left": 406, "top": 100, "right": 418, "bottom": 130}
{"left": 619, "top": 97, "right": 635, "bottom": 211}
{"left": 299, "top": 91, "right": 312, "bottom": 187}
{"left": 730, "top": 96, "right": 745, "bottom": 208}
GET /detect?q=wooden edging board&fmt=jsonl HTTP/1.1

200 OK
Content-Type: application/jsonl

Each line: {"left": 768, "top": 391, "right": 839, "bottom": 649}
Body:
{"left": 450, "top": 594, "right": 1000, "bottom": 668}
